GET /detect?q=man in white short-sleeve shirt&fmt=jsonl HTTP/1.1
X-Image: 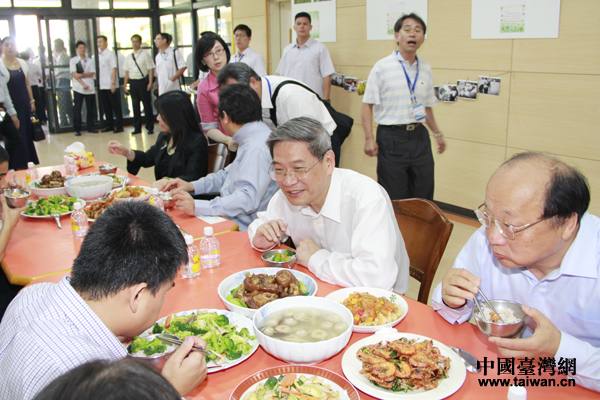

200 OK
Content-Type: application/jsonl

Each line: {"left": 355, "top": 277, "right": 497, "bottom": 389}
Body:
{"left": 70, "top": 41, "right": 97, "bottom": 136}
{"left": 362, "top": 13, "right": 445, "bottom": 201}
{"left": 276, "top": 12, "right": 335, "bottom": 100}
{"left": 123, "top": 34, "right": 156, "bottom": 135}
{"left": 232, "top": 24, "right": 267, "bottom": 77}
{"left": 154, "top": 32, "right": 187, "bottom": 96}
{"left": 96, "top": 36, "right": 123, "bottom": 133}
{"left": 248, "top": 117, "right": 409, "bottom": 294}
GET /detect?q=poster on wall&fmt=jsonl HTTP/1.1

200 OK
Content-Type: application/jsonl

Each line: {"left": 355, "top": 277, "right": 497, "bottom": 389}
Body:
{"left": 472, "top": 0, "right": 561, "bottom": 39}
{"left": 291, "top": 0, "right": 336, "bottom": 43}
{"left": 477, "top": 76, "right": 501, "bottom": 96}
{"left": 366, "top": 0, "right": 428, "bottom": 41}
{"left": 434, "top": 85, "right": 458, "bottom": 102}
{"left": 457, "top": 80, "right": 478, "bottom": 100}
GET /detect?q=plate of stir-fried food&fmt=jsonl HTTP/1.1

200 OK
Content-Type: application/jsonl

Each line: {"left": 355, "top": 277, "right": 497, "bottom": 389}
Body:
{"left": 230, "top": 366, "right": 360, "bottom": 400}
{"left": 84, "top": 195, "right": 117, "bottom": 221}
{"left": 341, "top": 333, "right": 466, "bottom": 399}
{"left": 108, "top": 185, "right": 151, "bottom": 202}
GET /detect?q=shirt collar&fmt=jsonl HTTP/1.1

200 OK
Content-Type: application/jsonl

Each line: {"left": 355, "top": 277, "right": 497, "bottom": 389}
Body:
{"left": 261, "top": 77, "right": 273, "bottom": 109}
{"left": 160, "top": 47, "right": 172, "bottom": 55}
{"left": 294, "top": 37, "right": 315, "bottom": 49}
{"left": 206, "top": 71, "right": 219, "bottom": 91}
{"left": 232, "top": 121, "right": 262, "bottom": 146}
{"left": 299, "top": 168, "right": 341, "bottom": 224}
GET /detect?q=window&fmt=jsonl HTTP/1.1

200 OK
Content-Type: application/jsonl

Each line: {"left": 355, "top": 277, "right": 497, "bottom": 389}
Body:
{"left": 197, "top": 7, "right": 216, "bottom": 35}
{"left": 160, "top": 15, "right": 174, "bottom": 35}
{"left": 0, "top": 20, "right": 9, "bottom": 39}
{"left": 115, "top": 17, "right": 151, "bottom": 48}
{"left": 175, "top": 13, "right": 192, "bottom": 46}
{"left": 217, "top": 6, "right": 232, "bottom": 44}
{"left": 14, "top": 0, "right": 60, "bottom": 6}
{"left": 114, "top": 0, "right": 148, "bottom": 9}
{"left": 72, "top": 0, "right": 109, "bottom": 9}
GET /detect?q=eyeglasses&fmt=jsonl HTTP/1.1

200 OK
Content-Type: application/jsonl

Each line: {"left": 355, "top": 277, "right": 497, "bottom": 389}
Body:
{"left": 268, "top": 156, "right": 323, "bottom": 182}
{"left": 204, "top": 47, "right": 225, "bottom": 59}
{"left": 234, "top": 34, "right": 248, "bottom": 39}
{"left": 474, "top": 203, "right": 550, "bottom": 240}
{"left": 400, "top": 27, "right": 423, "bottom": 35}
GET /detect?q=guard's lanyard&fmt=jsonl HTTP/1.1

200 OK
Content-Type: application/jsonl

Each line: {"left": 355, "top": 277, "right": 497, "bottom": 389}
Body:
{"left": 397, "top": 52, "right": 419, "bottom": 104}
{"left": 160, "top": 50, "right": 169, "bottom": 61}
{"left": 236, "top": 53, "right": 245, "bottom": 62}
{"left": 265, "top": 77, "right": 272, "bottom": 98}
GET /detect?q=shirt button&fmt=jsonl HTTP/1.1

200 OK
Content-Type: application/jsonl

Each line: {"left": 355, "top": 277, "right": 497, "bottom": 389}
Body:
{"left": 320, "top": 241, "right": 325, "bottom": 246}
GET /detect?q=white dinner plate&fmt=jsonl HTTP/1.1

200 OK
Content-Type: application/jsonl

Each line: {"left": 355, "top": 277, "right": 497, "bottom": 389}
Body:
{"left": 141, "top": 309, "right": 259, "bottom": 373}
{"left": 230, "top": 365, "right": 360, "bottom": 400}
{"left": 341, "top": 333, "right": 467, "bottom": 400}
{"left": 325, "top": 287, "right": 409, "bottom": 333}
{"left": 109, "top": 186, "right": 151, "bottom": 202}
{"left": 80, "top": 172, "right": 130, "bottom": 188}
{"left": 21, "top": 198, "right": 86, "bottom": 218}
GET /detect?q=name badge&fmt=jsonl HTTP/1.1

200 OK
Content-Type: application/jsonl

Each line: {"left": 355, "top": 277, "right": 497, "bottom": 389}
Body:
{"left": 411, "top": 103, "right": 427, "bottom": 121}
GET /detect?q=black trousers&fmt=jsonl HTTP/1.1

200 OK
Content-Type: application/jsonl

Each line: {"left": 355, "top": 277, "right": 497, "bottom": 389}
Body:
{"left": 129, "top": 77, "right": 155, "bottom": 131}
{"left": 99, "top": 89, "right": 123, "bottom": 130}
{"left": 31, "top": 86, "right": 46, "bottom": 123}
{"left": 376, "top": 123, "right": 434, "bottom": 201}
{"left": 73, "top": 92, "right": 96, "bottom": 132}
{"left": 0, "top": 108, "right": 21, "bottom": 163}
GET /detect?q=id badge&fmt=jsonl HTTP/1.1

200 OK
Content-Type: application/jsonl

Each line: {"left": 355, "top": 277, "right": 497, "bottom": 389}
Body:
{"left": 411, "top": 103, "right": 427, "bottom": 121}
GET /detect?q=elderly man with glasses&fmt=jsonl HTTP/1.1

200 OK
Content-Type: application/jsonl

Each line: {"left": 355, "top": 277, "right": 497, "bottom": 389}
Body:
{"left": 248, "top": 116, "right": 410, "bottom": 294}
{"left": 432, "top": 151, "right": 599, "bottom": 392}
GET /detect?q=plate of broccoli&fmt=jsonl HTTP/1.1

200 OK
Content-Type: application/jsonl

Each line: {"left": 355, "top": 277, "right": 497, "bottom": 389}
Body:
{"left": 137, "top": 309, "right": 259, "bottom": 373}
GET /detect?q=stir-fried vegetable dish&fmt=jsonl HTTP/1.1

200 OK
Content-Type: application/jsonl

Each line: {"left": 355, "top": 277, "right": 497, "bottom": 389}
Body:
{"left": 23, "top": 195, "right": 77, "bottom": 216}
{"left": 243, "top": 373, "right": 341, "bottom": 400}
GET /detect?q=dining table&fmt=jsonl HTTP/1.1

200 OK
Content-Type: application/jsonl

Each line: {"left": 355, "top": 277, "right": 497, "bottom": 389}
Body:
{"left": 1, "top": 161, "right": 239, "bottom": 286}
{"left": 29, "top": 230, "right": 598, "bottom": 399}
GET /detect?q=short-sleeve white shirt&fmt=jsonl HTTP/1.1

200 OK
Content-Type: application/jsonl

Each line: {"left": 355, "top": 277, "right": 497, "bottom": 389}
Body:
{"left": 276, "top": 37, "right": 335, "bottom": 99}
{"left": 233, "top": 47, "right": 267, "bottom": 77}
{"left": 155, "top": 47, "right": 187, "bottom": 95}
{"left": 260, "top": 75, "right": 336, "bottom": 135}
{"left": 362, "top": 52, "right": 436, "bottom": 125}
{"left": 248, "top": 168, "right": 410, "bottom": 294}
{"left": 124, "top": 49, "right": 155, "bottom": 80}
{"left": 70, "top": 56, "right": 95, "bottom": 95}
{"left": 26, "top": 62, "right": 42, "bottom": 87}
{"left": 96, "top": 49, "right": 118, "bottom": 90}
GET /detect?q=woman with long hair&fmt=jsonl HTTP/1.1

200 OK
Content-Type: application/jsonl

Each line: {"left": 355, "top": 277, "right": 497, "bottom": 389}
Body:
{"left": 108, "top": 90, "right": 208, "bottom": 182}
{"left": 0, "top": 36, "right": 39, "bottom": 170}
{"left": 195, "top": 32, "right": 238, "bottom": 153}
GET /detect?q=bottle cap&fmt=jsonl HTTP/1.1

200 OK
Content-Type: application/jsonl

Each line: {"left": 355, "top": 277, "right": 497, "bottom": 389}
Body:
{"left": 204, "top": 226, "right": 213, "bottom": 236}
{"left": 151, "top": 188, "right": 159, "bottom": 195}
{"left": 507, "top": 385, "right": 527, "bottom": 400}
{"left": 73, "top": 202, "right": 82, "bottom": 210}
{"left": 184, "top": 235, "right": 193, "bottom": 245}
{"left": 27, "top": 162, "right": 34, "bottom": 168}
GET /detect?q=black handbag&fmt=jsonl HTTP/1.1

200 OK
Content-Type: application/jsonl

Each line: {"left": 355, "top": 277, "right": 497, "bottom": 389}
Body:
{"left": 32, "top": 119, "right": 45, "bottom": 142}
{"left": 269, "top": 80, "right": 354, "bottom": 144}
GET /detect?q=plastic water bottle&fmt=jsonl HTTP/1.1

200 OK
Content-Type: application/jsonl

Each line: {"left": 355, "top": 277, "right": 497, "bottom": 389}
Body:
{"left": 181, "top": 235, "right": 201, "bottom": 279}
{"left": 148, "top": 188, "right": 164, "bottom": 211}
{"left": 25, "top": 162, "right": 38, "bottom": 184}
{"left": 200, "top": 226, "right": 220, "bottom": 268}
{"left": 66, "top": 157, "right": 78, "bottom": 177}
{"left": 507, "top": 385, "right": 527, "bottom": 400}
{"left": 71, "top": 202, "right": 88, "bottom": 238}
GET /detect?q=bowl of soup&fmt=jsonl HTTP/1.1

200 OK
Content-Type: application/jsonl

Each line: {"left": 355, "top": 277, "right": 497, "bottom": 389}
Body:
{"left": 253, "top": 296, "right": 353, "bottom": 365}
{"left": 64, "top": 175, "right": 114, "bottom": 200}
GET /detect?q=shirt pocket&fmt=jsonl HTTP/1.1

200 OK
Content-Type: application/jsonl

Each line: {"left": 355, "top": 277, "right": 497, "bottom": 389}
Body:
{"left": 564, "top": 311, "right": 600, "bottom": 347}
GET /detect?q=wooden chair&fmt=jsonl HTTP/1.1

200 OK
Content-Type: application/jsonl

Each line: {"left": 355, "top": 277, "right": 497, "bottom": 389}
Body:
{"left": 392, "top": 198, "right": 454, "bottom": 304}
{"left": 206, "top": 142, "right": 230, "bottom": 174}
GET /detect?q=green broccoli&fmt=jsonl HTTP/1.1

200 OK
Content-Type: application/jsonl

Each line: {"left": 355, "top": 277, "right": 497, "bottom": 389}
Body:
{"left": 168, "top": 320, "right": 208, "bottom": 336}
{"left": 237, "top": 327, "right": 256, "bottom": 340}
{"left": 226, "top": 347, "right": 242, "bottom": 360}
{"left": 143, "top": 338, "right": 166, "bottom": 356}
{"left": 152, "top": 323, "right": 164, "bottom": 334}
{"left": 130, "top": 337, "right": 149, "bottom": 354}
{"left": 235, "top": 341, "right": 253, "bottom": 355}
{"left": 213, "top": 314, "right": 230, "bottom": 327}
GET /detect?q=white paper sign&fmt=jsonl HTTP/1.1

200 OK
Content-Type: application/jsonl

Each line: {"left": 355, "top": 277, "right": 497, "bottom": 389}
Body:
{"left": 472, "top": 0, "right": 561, "bottom": 39}
{"left": 367, "top": 0, "right": 428, "bottom": 41}
{"left": 291, "top": 0, "right": 336, "bottom": 43}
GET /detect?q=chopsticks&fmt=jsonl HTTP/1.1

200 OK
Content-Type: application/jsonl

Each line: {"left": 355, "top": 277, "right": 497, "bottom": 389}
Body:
{"left": 158, "top": 333, "right": 211, "bottom": 356}
{"left": 477, "top": 288, "right": 505, "bottom": 323}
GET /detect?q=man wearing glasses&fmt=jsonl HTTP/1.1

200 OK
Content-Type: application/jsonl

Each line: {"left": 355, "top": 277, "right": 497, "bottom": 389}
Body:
{"left": 154, "top": 32, "right": 187, "bottom": 96}
{"left": 248, "top": 117, "right": 410, "bottom": 294}
{"left": 432, "top": 152, "right": 599, "bottom": 392}
{"left": 154, "top": 84, "right": 278, "bottom": 231}
{"left": 232, "top": 24, "right": 266, "bottom": 77}
{"left": 362, "top": 13, "right": 445, "bottom": 201}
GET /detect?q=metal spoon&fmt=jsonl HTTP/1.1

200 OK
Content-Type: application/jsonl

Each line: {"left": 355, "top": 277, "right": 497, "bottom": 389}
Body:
{"left": 448, "top": 346, "right": 481, "bottom": 374}
{"left": 51, "top": 213, "right": 62, "bottom": 229}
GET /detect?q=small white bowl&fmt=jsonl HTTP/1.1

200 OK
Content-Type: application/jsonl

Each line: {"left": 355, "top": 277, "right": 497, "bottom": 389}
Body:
{"left": 109, "top": 186, "right": 152, "bottom": 202}
{"left": 64, "top": 175, "right": 114, "bottom": 200}
{"left": 218, "top": 267, "right": 318, "bottom": 320}
{"left": 253, "top": 296, "right": 353, "bottom": 365}
{"left": 28, "top": 179, "right": 68, "bottom": 198}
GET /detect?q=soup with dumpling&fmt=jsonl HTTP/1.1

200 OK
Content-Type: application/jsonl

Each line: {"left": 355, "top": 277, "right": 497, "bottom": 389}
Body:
{"left": 259, "top": 307, "right": 348, "bottom": 343}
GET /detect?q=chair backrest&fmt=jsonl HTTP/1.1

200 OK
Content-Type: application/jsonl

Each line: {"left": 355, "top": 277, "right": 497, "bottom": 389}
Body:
{"left": 206, "top": 142, "right": 230, "bottom": 174}
{"left": 392, "top": 198, "right": 454, "bottom": 304}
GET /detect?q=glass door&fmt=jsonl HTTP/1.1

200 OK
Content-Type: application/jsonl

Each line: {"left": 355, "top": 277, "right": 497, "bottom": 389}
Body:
{"left": 45, "top": 19, "right": 74, "bottom": 133}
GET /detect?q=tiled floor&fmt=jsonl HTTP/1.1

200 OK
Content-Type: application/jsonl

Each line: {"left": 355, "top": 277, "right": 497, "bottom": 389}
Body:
{"left": 33, "top": 127, "right": 480, "bottom": 304}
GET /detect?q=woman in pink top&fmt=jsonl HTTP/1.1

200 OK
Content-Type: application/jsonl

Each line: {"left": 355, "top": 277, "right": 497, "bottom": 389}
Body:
{"left": 195, "top": 32, "right": 237, "bottom": 152}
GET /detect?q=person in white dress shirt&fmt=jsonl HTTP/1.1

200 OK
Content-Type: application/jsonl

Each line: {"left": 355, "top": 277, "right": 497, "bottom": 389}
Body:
{"left": 19, "top": 50, "right": 44, "bottom": 125}
{"left": 232, "top": 24, "right": 266, "bottom": 77}
{"left": 248, "top": 116, "right": 409, "bottom": 294}
{"left": 123, "top": 34, "right": 156, "bottom": 135}
{"left": 96, "top": 36, "right": 123, "bottom": 133}
{"left": 431, "top": 152, "right": 599, "bottom": 392}
{"left": 70, "top": 41, "right": 97, "bottom": 136}
{"left": 275, "top": 12, "right": 335, "bottom": 100}
{"left": 153, "top": 32, "right": 186, "bottom": 96}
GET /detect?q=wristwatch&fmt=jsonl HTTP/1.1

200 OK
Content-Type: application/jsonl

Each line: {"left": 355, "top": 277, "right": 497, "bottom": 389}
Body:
{"left": 434, "top": 132, "right": 443, "bottom": 138}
